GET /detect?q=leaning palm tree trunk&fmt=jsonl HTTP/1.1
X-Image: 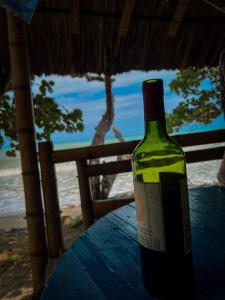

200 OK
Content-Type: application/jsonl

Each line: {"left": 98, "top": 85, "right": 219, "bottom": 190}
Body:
{"left": 101, "top": 126, "right": 131, "bottom": 198}
{"left": 90, "top": 74, "right": 114, "bottom": 200}
{"left": 85, "top": 74, "right": 129, "bottom": 200}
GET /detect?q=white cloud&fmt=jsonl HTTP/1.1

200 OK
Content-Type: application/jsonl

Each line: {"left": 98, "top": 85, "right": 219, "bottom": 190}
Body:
{"left": 55, "top": 96, "right": 105, "bottom": 109}
{"left": 115, "top": 94, "right": 143, "bottom": 120}
{"left": 33, "top": 75, "right": 105, "bottom": 97}
{"left": 115, "top": 93, "right": 141, "bottom": 108}
{"left": 32, "top": 70, "right": 179, "bottom": 124}
{"left": 32, "top": 70, "right": 177, "bottom": 97}
{"left": 54, "top": 96, "right": 106, "bottom": 124}
{"left": 56, "top": 92, "right": 144, "bottom": 124}
{"left": 113, "top": 70, "right": 177, "bottom": 90}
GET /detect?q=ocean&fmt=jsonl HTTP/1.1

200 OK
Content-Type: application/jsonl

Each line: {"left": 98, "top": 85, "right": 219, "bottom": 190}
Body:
{"left": 0, "top": 139, "right": 224, "bottom": 216}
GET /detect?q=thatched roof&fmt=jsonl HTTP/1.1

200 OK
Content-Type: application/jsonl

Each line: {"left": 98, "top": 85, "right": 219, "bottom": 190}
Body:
{"left": 1, "top": 0, "right": 225, "bottom": 82}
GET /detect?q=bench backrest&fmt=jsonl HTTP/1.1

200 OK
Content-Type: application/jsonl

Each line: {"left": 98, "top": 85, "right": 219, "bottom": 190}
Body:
{"left": 38, "top": 128, "right": 225, "bottom": 257}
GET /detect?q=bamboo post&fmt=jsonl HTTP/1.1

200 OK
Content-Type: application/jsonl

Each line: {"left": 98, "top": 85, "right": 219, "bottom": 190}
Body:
{"left": 39, "top": 142, "right": 64, "bottom": 258}
{"left": 76, "top": 159, "right": 94, "bottom": 228}
{"left": 6, "top": 12, "right": 47, "bottom": 292}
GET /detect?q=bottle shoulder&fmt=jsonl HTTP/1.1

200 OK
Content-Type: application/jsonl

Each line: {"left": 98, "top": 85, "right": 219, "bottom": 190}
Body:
{"left": 132, "top": 135, "right": 184, "bottom": 160}
{"left": 132, "top": 136, "right": 186, "bottom": 182}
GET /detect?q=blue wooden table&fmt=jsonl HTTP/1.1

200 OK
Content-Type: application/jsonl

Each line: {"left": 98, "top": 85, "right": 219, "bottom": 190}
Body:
{"left": 41, "top": 187, "right": 225, "bottom": 300}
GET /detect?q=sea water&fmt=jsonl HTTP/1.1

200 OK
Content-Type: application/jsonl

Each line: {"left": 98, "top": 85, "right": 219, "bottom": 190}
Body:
{"left": 0, "top": 141, "right": 224, "bottom": 216}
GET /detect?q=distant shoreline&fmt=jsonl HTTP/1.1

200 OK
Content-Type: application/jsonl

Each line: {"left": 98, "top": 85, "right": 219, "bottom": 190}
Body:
{"left": 1, "top": 124, "right": 225, "bottom": 153}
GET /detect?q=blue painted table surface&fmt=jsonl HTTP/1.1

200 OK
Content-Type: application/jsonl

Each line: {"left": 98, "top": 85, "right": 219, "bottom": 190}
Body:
{"left": 41, "top": 187, "right": 225, "bottom": 300}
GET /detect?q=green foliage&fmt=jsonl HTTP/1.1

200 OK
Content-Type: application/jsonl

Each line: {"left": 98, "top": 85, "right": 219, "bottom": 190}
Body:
{"left": 0, "top": 79, "right": 84, "bottom": 156}
{"left": 166, "top": 67, "right": 223, "bottom": 133}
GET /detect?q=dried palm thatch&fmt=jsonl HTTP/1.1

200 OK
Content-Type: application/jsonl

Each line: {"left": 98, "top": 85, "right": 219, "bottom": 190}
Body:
{"left": 1, "top": 0, "right": 225, "bottom": 87}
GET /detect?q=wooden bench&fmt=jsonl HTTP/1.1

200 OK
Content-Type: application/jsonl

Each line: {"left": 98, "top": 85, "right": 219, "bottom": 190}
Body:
{"left": 38, "top": 128, "right": 225, "bottom": 259}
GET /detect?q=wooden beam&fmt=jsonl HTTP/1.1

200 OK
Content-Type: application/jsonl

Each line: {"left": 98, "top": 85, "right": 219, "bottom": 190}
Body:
{"left": 201, "top": 0, "right": 225, "bottom": 15}
{"left": 6, "top": 12, "right": 47, "bottom": 293}
{"left": 52, "top": 129, "right": 225, "bottom": 163}
{"left": 39, "top": 142, "right": 64, "bottom": 258}
{"left": 168, "top": 0, "right": 189, "bottom": 37}
{"left": 69, "top": 0, "right": 80, "bottom": 34}
{"left": 171, "top": 129, "right": 225, "bottom": 147}
{"left": 36, "top": 7, "right": 225, "bottom": 24}
{"left": 86, "top": 160, "right": 132, "bottom": 177}
{"left": 84, "top": 146, "right": 225, "bottom": 177}
{"left": 118, "top": 0, "right": 136, "bottom": 37}
{"left": 114, "top": 0, "right": 136, "bottom": 56}
{"left": 185, "top": 146, "right": 225, "bottom": 163}
{"left": 76, "top": 159, "right": 94, "bottom": 228}
{"left": 93, "top": 198, "right": 134, "bottom": 218}
{"left": 52, "top": 140, "right": 138, "bottom": 163}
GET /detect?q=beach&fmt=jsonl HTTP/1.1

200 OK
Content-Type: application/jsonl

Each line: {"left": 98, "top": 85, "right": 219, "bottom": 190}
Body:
{"left": 0, "top": 148, "right": 87, "bottom": 299}
{"left": 0, "top": 157, "right": 223, "bottom": 231}
{"left": 0, "top": 157, "right": 223, "bottom": 228}
{"left": 0, "top": 205, "right": 83, "bottom": 300}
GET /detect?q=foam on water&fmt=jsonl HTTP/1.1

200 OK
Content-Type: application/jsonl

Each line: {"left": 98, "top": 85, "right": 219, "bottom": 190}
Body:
{"left": 0, "top": 143, "right": 224, "bottom": 216}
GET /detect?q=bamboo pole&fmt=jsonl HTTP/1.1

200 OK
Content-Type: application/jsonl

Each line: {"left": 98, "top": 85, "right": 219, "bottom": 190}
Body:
{"left": 168, "top": 0, "right": 190, "bottom": 37}
{"left": 69, "top": 0, "right": 80, "bottom": 34}
{"left": 76, "top": 159, "right": 94, "bottom": 228}
{"left": 6, "top": 12, "right": 47, "bottom": 292}
{"left": 39, "top": 142, "right": 64, "bottom": 258}
{"left": 118, "top": 0, "right": 136, "bottom": 37}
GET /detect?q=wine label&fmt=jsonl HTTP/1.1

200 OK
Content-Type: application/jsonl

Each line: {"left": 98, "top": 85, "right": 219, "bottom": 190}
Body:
{"left": 134, "top": 181, "right": 166, "bottom": 251}
{"left": 134, "top": 174, "right": 192, "bottom": 255}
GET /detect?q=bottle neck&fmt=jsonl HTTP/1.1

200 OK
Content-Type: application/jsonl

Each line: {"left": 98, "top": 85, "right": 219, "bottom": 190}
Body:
{"left": 142, "top": 79, "right": 165, "bottom": 122}
{"left": 142, "top": 79, "right": 167, "bottom": 139}
{"left": 144, "top": 120, "right": 168, "bottom": 139}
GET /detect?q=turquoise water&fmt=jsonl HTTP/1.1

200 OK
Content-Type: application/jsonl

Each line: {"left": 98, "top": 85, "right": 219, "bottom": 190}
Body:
{"left": 38, "top": 113, "right": 225, "bottom": 148}
{"left": 1, "top": 111, "right": 224, "bottom": 151}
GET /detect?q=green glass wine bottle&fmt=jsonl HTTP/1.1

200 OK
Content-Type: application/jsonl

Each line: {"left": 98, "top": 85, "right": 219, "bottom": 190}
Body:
{"left": 132, "top": 79, "right": 193, "bottom": 298}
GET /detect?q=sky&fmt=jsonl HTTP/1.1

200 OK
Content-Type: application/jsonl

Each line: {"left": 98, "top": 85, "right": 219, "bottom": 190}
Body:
{"left": 30, "top": 69, "right": 224, "bottom": 146}
{"left": 2, "top": 70, "right": 225, "bottom": 149}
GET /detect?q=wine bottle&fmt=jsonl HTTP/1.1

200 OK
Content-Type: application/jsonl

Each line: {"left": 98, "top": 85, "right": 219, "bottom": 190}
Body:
{"left": 132, "top": 79, "right": 193, "bottom": 298}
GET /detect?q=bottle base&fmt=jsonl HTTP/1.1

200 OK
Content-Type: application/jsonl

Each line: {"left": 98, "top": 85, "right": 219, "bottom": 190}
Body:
{"left": 140, "top": 246, "right": 194, "bottom": 299}
{"left": 144, "top": 283, "right": 194, "bottom": 300}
